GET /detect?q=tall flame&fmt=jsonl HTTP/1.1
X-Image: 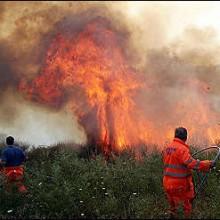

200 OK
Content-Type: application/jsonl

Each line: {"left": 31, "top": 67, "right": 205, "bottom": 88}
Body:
{"left": 19, "top": 17, "right": 220, "bottom": 152}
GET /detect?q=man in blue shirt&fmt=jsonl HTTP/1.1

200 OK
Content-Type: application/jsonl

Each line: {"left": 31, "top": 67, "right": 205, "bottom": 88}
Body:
{"left": 0, "top": 136, "right": 27, "bottom": 193}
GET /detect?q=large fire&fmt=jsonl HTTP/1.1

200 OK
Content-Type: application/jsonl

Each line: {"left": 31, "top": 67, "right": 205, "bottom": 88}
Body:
{"left": 19, "top": 17, "right": 220, "bottom": 152}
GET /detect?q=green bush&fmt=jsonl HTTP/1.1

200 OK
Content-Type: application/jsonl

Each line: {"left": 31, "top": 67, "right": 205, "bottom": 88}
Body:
{"left": 0, "top": 144, "right": 220, "bottom": 219}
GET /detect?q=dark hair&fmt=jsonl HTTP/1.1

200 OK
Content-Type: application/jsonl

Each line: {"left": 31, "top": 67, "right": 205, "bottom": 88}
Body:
{"left": 175, "top": 127, "right": 187, "bottom": 141}
{"left": 6, "top": 136, "right": 14, "bottom": 145}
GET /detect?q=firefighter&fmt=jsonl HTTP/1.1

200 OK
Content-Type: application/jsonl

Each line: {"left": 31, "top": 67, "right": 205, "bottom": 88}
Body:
{"left": 163, "top": 127, "right": 214, "bottom": 218}
{"left": 0, "top": 136, "right": 27, "bottom": 193}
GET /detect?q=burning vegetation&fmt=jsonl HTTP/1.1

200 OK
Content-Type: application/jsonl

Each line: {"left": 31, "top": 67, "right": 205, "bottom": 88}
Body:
{"left": 19, "top": 17, "right": 155, "bottom": 153}
{"left": 19, "top": 16, "right": 220, "bottom": 153}
{"left": 1, "top": 2, "right": 220, "bottom": 152}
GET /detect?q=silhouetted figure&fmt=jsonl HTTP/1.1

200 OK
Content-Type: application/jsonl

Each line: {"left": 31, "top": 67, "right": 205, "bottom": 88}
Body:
{"left": 0, "top": 136, "right": 27, "bottom": 193}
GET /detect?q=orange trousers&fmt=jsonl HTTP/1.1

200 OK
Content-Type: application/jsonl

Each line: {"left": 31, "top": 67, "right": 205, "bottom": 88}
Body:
{"left": 165, "top": 190, "right": 194, "bottom": 218}
{"left": 2, "top": 166, "right": 27, "bottom": 193}
{"left": 163, "top": 176, "right": 194, "bottom": 218}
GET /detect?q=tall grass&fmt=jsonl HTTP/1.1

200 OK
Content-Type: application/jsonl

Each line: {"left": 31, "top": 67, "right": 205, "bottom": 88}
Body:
{"left": 0, "top": 143, "right": 220, "bottom": 219}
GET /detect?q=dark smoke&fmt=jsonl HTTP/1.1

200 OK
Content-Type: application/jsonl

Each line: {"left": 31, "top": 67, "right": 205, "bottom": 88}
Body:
{"left": 0, "top": 2, "right": 220, "bottom": 146}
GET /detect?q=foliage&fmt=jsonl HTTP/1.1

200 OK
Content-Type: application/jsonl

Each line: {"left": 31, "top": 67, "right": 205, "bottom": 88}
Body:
{"left": 0, "top": 144, "right": 220, "bottom": 219}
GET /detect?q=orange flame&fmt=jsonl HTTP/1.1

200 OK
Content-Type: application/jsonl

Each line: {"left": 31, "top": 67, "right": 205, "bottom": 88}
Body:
{"left": 19, "top": 18, "right": 220, "bottom": 152}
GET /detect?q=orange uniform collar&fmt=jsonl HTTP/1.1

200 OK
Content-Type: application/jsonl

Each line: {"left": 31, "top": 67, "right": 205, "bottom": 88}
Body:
{"left": 173, "top": 138, "right": 189, "bottom": 148}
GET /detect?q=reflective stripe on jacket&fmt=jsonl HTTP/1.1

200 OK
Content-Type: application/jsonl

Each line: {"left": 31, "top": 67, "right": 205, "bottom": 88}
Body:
{"left": 3, "top": 166, "right": 24, "bottom": 181}
{"left": 163, "top": 138, "right": 211, "bottom": 178}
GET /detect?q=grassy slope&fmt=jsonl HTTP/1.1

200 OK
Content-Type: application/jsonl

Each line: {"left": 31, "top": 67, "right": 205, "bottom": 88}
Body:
{"left": 0, "top": 144, "right": 220, "bottom": 219}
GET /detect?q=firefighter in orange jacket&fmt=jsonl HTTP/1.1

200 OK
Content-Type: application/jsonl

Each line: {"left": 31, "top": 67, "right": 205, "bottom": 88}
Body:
{"left": 163, "top": 127, "right": 214, "bottom": 218}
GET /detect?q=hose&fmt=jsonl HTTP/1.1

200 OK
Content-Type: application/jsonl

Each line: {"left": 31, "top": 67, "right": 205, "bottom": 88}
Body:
{"left": 192, "top": 146, "right": 220, "bottom": 198}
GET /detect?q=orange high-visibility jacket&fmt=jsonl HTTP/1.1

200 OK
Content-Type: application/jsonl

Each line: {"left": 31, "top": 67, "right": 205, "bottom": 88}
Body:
{"left": 3, "top": 166, "right": 24, "bottom": 181}
{"left": 163, "top": 138, "right": 211, "bottom": 195}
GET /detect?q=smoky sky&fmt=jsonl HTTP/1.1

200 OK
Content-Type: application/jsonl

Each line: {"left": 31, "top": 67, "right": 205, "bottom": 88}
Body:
{"left": 0, "top": 1, "right": 220, "bottom": 146}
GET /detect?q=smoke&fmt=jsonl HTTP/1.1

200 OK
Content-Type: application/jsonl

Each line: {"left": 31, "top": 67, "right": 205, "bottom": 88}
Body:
{"left": 0, "top": 1, "right": 220, "bottom": 146}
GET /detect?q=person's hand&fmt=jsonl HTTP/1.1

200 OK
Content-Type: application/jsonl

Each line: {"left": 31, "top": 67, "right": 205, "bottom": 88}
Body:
{"left": 210, "top": 160, "right": 216, "bottom": 169}
{"left": 0, "top": 159, "right": 3, "bottom": 167}
{"left": 0, "top": 159, "right": 6, "bottom": 166}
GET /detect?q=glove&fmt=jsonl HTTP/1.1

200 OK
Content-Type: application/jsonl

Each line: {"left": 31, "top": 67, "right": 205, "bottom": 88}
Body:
{"left": 210, "top": 160, "right": 216, "bottom": 169}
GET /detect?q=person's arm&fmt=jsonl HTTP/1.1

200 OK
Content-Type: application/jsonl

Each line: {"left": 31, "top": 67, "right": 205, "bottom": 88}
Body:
{"left": 24, "top": 151, "right": 28, "bottom": 162}
{"left": 21, "top": 150, "right": 26, "bottom": 163}
{"left": 0, "top": 149, "right": 7, "bottom": 166}
{"left": 180, "top": 148, "right": 212, "bottom": 172}
{"left": 0, "top": 158, "right": 5, "bottom": 166}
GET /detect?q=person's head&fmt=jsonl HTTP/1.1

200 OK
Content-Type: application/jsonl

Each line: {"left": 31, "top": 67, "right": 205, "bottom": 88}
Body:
{"left": 174, "top": 127, "right": 187, "bottom": 142}
{"left": 6, "top": 136, "right": 14, "bottom": 145}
